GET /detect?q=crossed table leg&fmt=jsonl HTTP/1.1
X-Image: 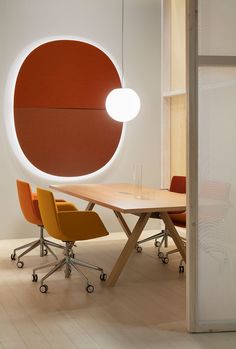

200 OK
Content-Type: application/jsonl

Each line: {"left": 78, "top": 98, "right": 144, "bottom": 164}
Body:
{"left": 86, "top": 202, "right": 186, "bottom": 287}
{"left": 106, "top": 211, "right": 186, "bottom": 287}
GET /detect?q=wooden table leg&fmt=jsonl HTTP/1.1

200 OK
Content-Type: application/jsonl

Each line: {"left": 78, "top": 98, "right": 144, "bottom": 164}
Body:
{"left": 113, "top": 211, "right": 132, "bottom": 238}
{"left": 106, "top": 212, "right": 151, "bottom": 287}
{"left": 86, "top": 202, "right": 95, "bottom": 211}
{"left": 159, "top": 212, "right": 186, "bottom": 262}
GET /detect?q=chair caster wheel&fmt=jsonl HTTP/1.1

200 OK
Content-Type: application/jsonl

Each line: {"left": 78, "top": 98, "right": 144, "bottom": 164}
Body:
{"left": 40, "top": 284, "right": 48, "bottom": 293}
{"left": 86, "top": 284, "right": 94, "bottom": 293}
{"left": 17, "top": 261, "right": 24, "bottom": 268}
{"left": 162, "top": 257, "right": 169, "bottom": 264}
{"left": 11, "top": 253, "right": 16, "bottom": 261}
{"left": 136, "top": 246, "right": 142, "bottom": 253}
{"left": 154, "top": 240, "right": 161, "bottom": 247}
{"left": 32, "top": 274, "right": 38, "bottom": 282}
{"left": 179, "top": 265, "right": 185, "bottom": 273}
{"left": 70, "top": 252, "right": 75, "bottom": 259}
{"left": 158, "top": 251, "right": 164, "bottom": 258}
{"left": 100, "top": 273, "right": 107, "bottom": 281}
{"left": 43, "top": 249, "right": 48, "bottom": 256}
{"left": 65, "top": 268, "right": 71, "bottom": 278}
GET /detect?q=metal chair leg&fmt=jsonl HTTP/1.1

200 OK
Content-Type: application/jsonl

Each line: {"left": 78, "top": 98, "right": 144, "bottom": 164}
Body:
{"left": 17, "top": 240, "right": 40, "bottom": 260}
{"left": 136, "top": 229, "right": 167, "bottom": 253}
{"left": 34, "top": 241, "right": 106, "bottom": 293}
{"left": 11, "top": 226, "right": 66, "bottom": 266}
{"left": 40, "top": 258, "right": 67, "bottom": 285}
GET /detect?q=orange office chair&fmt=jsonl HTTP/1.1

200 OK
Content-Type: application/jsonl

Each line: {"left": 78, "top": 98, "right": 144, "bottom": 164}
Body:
{"left": 12, "top": 180, "right": 77, "bottom": 268}
{"left": 32, "top": 188, "right": 109, "bottom": 294}
{"left": 136, "top": 176, "right": 186, "bottom": 272}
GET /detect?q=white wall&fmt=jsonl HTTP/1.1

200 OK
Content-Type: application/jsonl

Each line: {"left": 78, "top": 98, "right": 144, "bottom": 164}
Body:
{"left": 0, "top": 0, "right": 161, "bottom": 239}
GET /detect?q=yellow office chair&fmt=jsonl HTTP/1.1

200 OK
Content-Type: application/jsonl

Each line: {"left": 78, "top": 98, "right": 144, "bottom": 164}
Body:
{"left": 32, "top": 188, "right": 109, "bottom": 294}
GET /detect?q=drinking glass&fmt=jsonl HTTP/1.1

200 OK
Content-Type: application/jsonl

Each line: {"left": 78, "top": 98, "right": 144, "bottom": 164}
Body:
{"left": 133, "top": 164, "right": 143, "bottom": 199}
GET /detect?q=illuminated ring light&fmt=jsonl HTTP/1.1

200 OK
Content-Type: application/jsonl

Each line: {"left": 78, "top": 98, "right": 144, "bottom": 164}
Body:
{"left": 4, "top": 37, "right": 125, "bottom": 182}
{"left": 106, "top": 88, "right": 141, "bottom": 122}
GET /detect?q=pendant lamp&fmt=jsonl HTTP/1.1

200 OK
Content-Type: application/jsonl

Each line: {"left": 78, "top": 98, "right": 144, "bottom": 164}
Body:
{"left": 105, "top": 0, "right": 141, "bottom": 122}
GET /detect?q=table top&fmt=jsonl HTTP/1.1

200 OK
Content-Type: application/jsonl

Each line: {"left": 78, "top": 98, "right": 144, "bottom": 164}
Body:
{"left": 50, "top": 183, "right": 186, "bottom": 214}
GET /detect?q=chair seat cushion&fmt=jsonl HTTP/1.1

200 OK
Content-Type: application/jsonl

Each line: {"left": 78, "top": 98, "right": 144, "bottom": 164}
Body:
{"left": 168, "top": 212, "right": 186, "bottom": 227}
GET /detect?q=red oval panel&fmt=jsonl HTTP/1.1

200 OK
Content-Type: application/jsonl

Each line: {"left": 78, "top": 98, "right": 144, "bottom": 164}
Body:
{"left": 14, "top": 40, "right": 122, "bottom": 176}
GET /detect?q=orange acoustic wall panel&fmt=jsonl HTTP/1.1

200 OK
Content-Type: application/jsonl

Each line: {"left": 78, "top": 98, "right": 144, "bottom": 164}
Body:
{"left": 14, "top": 40, "right": 123, "bottom": 177}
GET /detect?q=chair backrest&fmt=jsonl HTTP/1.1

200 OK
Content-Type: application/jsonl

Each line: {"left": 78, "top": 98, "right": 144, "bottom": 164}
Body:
{"left": 37, "top": 187, "right": 109, "bottom": 242}
{"left": 16, "top": 179, "right": 42, "bottom": 226}
{"left": 169, "top": 176, "right": 186, "bottom": 194}
{"left": 36, "top": 188, "right": 61, "bottom": 240}
{"left": 168, "top": 176, "right": 186, "bottom": 226}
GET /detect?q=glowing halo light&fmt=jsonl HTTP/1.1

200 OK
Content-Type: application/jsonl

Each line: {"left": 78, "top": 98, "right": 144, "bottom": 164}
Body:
{"left": 3, "top": 35, "right": 126, "bottom": 183}
{"left": 105, "top": 88, "right": 141, "bottom": 122}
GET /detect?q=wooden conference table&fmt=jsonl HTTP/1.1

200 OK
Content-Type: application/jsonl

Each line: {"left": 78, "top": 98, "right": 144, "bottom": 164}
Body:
{"left": 50, "top": 183, "right": 186, "bottom": 287}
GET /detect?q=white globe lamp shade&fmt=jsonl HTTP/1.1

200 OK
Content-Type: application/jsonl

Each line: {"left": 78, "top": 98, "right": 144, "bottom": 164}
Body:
{"left": 105, "top": 88, "right": 141, "bottom": 122}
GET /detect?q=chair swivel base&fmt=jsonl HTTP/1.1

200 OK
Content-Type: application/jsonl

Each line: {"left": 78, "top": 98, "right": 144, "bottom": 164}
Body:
{"left": 10, "top": 226, "right": 65, "bottom": 268}
{"left": 136, "top": 228, "right": 186, "bottom": 273}
{"left": 136, "top": 229, "right": 168, "bottom": 253}
{"left": 32, "top": 242, "right": 107, "bottom": 294}
{"left": 159, "top": 238, "right": 186, "bottom": 273}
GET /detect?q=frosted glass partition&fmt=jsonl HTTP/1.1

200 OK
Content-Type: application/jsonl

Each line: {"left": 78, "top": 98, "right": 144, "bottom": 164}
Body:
{"left": 198, "top": 67, "right": 236, "bottom": 323}
{"left": 199, "top": 0, "right": 236, "bottom": 56}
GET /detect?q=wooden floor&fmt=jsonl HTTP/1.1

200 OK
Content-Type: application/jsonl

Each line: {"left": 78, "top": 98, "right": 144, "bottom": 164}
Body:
{"left": 0, "top": 232, "right": 236, "bottom": 348}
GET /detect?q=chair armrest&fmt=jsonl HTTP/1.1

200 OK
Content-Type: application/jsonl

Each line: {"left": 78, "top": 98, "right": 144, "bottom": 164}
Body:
{"left": 56, "top": 202, "right": 77, "bottom": 212}
{"left": 58, "top": 210, "right": 109, "bottom": 241}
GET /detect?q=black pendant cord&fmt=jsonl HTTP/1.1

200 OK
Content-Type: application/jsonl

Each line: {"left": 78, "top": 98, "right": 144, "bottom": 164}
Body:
{"left": 121, "top": 0, "right": 124, "bottom": 87}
